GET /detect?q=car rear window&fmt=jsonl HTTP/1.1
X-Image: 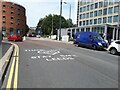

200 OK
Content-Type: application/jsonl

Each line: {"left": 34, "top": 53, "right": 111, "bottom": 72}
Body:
{"left": 115, "top": 41, "right": 120, "bottom": 44}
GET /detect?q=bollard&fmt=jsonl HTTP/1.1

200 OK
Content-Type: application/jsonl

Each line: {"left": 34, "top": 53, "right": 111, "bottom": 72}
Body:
{"left": 23, "top": 36, "right": 26, "bottom": 41}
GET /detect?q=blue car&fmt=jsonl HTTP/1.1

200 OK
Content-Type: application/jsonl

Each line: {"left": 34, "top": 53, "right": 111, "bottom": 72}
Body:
{"left": 74, "top": 32, "right": 108, "bottom": 50}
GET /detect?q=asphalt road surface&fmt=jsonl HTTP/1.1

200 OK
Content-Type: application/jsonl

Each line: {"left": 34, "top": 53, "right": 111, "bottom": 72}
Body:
{"left": 13, "top": 38, "right": 119, "bottom": 88}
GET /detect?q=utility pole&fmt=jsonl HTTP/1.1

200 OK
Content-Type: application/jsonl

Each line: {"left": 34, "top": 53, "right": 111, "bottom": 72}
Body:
{"left": 59, "top": 0, "right": 62, "bottom": 40}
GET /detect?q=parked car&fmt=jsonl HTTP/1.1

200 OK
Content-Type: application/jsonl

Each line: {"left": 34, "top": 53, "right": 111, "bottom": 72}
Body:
{"left": 107, "top": 40, "right": 120, "bottom": 55}
{"left": 8, "top": 35, "right": 23, "bottom": 41}
{"left": 74, "top": 32, "right": 108, "bottom": 50}
{"left": 36, "top": 35, "right": 41, "bottom": 38}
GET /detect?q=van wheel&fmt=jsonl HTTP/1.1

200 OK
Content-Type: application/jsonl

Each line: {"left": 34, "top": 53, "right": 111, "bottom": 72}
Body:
{"left": 110, "top": 48, "right": 117, "bottom": 55}
{"left": 92, "top": 45, "right": 97, "bottom": 50}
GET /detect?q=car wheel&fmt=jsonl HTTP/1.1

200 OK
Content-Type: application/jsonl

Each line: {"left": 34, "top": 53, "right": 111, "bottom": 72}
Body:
{"left": 110, "top": 48, "right": 117, "bottom": 55}
{"left": 92, "top": 45, "right": 97, "bottom": 50}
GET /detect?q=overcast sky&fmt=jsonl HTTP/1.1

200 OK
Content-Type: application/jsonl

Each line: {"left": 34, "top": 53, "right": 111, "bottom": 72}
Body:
{"left": 8, "top": 0, "right": 77, "bottom": 27}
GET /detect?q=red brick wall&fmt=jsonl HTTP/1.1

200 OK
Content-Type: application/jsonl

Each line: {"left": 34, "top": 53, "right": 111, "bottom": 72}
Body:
{"left": 1, "top": 1, "right": 26, "bottom": 36}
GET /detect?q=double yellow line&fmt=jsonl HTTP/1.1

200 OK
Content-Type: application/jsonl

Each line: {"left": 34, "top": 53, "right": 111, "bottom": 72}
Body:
{"left": 6, "top": 43, "right": 19, "bottom": 90}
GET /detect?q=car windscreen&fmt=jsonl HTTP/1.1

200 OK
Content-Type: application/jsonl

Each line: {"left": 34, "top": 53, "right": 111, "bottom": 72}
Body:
{"left": 115, "top": 41, "right": 120, "bottom": 44}
{"left": 93, "top": 35, "right": 103, "bottom": 41}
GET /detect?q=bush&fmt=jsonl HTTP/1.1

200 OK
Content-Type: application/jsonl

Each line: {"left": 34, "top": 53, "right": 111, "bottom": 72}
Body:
{"left": 69, "top": 37, "right": 74, "bottom": 41}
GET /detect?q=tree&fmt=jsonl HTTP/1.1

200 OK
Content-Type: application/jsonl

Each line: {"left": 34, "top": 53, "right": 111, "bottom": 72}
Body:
{"left": 24, "top": 25, "right": 29, "bottom": 36}
{"left": 37, "top": 14, "right": 74, "bottom": 35}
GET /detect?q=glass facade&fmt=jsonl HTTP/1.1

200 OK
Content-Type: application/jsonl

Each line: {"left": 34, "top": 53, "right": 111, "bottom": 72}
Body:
{"left": 83, "top": 21, "right": 85, "bottom": 26}
{"left": 87, "top": 5, "right": 89, "bottom": 11}
{"left": 103, "top": 17, "right": 107, "bottom": 23}
{"left": 113, "top": 15, "right": 118, "bottom": 22}
{"left": 90, "top": 4, "right": 94, "bottom": 10}
{"left": 90, "top": 20, "right": 93, "bottom": 25}
{"left": 94, "top": 19, "right": 97, "bottom": 24}
{"left": 99, "top": 2, "right": 103, "bottom": 8}
{"left": 86, "top": 13, "right": 89, "bottom": 18}
{"left": 114, "top": 6, "right": 119, "bottom": 13}
{"left": 98, "top": 18, "right": 102, "bottom": 24}
{"left": 108, "top": 16, "right": 112, "bottom": 23}
{"left": 78, "top": 0, "right": 119, "bottom": 26}
{"left": 103, "top": 8, "right": 107, "bottom": 15}
{"left": 98, "top": 10, "right": 102, "bottom": 16}
{"left": 104, "top": 0, "right": 108, "bottom": 7}
{"left": 95, "top": 3, "right": 98, "bottom": 9}
{"left": 90, "top": 12, "right": 93, "bottom": 17}
{"left": 94, "top": 11, "right": 98, "bottom": 16}
{"left": 108, "top": 7, "right": 113, "bottom": 14}
{"left": 86, "top": 20, "right": 89, "bottom": 25}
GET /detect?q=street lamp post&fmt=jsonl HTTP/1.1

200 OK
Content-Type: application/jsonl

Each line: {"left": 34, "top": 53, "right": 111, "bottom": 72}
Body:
{"left": 64, "top": 2, "right": 71, "bottom": 29}
{"left": 59, "top": 0, "right": 62, "bottom": 40}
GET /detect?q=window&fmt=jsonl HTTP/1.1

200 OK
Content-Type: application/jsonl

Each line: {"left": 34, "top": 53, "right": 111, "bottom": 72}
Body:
{"left": 11, "top": 11, "right": 14, "bottom": 14}
{"left": 95, "top": 3, "right": 98, "bottom": 8}
{"left": 18, "top": 9, "right": 20, "bottom": 10}
{"left": 86, "top": 20, "right": 89, "bottom": 25}
{"left": 83, "top": 14, "right": 85, "bottom": 19}
{"left": 83, "top": 21, "right": 85, "bottom": 26}
{"left": 103, "top": 8, "right": 107, "bottom": 15}
{"left": 94, "top": 11, "right": 98, "bottom": 16}
{"left": 11, "top": 22, "right": 13, "bottom": 24}
{"left": 11, "top": 6, "right": 13, "bottom": 8}
{"left": 83, "top": 6, "right": 86, "bottom": 12}
{"left": 98, "top": 10, "right": 102, "bottom": 16}
{"left": 98, "top": 18, "right": 102, "bottom": 24}
{"left": 3, "top": 5, "right": 6, "bottom": 7}
{"left": 80, "top": 1, "right": 82, "bottom": 6}
{"left": 91, "top": 4, "right": 94, "bottom": 10}
{"left": 90, "top": 12, "right": 93, "bottom": 17}
{"left": 3, "top": 10, "right": 6, "bottom": 13}
{"left": 99, "top": 2, "right": 103, "bottom": 8}
{"left": 87, "top": 5, "right": 89, "bottom": 11}
{"left": 114, "top": 6, "right": 119, "bottom": 13}
{"left": 103, "top": 17, "right": 107, "bottom": 23}
{"left": 108, "top": 7, "right": 113, "bottom": 14}
{"left": 113, "top": 15, "right": 118, "bottom": 22}
{"left": 86, "top": 13, "right": 89, "bottom": 18}
{"left": 80, "top": 8, "right": 82, "bottom": 12}
{"left": 3, "top": 21, "right": 6, "bottom": 24}
{"left": 18, "top": 14, "right": 20, "bottom": 15}
{"left": 109, "top": 0, "right": 113, "bottom": 5}
{"left": 79, "top": 21, "right": 82, "bottom": 26}
{"left": 2, "top": 27, "right": 6, "bottom": 36}
{"left": 10, "top": 28, "right": 14, "bottom": 36}
{"left": 90, "top": 19, "right": 93, "bottom": 25}
{"left": 80, "top": 14, "right": 82, "bottom": 19}
{"left": 3, "top": 16, "right": 6, "bottom": 18}
{"left": 104, "top": 0, "right": 108, "bottom": 7}
{"left": 114, "top": 0, "right": 119, "bottom": 4}
{"left": 94, "top": 19, "right": 97, "bottom": 24}
{"left": 108, "top": 16, "right": 112, "bottom": 23}
{"left": 11, "top": 17, "right": 14, "bottom": 19}
{"left": 115, "top": 41, "right": 120, "bottom": 44}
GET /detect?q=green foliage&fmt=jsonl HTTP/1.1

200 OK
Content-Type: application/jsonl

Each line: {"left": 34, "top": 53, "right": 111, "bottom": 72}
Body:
{"left": 25, "top": 25, "right": 29, "bottom": 36}
{"left": 37, "top": 14, "right": 74, "bottom": 35}
{"left": 69, "top": 37, "right": 74, "bottom": 41}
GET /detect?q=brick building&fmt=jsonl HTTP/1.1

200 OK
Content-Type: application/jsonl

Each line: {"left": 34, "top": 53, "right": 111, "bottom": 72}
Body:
{"left": 0, "top": 1, "right": 27, "bottom": 36}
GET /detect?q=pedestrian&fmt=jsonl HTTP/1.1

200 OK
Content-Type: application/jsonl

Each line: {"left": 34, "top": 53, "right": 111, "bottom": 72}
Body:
{"left": 107, "top": 33, "right": 111, "bottom": 45}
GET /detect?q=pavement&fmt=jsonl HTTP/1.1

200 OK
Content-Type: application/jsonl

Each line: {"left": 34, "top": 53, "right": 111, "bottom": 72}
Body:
{"left": 26, "top": 37, "right": 73, "bottom": 44}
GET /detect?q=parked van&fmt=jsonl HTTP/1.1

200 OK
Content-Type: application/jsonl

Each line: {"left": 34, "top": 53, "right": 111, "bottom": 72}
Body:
{"left": 74, "top": 32, "right": 108, "bottom": 50}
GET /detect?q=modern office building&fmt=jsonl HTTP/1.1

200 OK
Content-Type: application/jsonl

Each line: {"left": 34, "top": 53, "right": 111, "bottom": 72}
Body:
{"left": 77, "top": 0, "right": 119, "bottom": 27}
{"left": 57, "top": 0, "right": 120, "bottom": 40}
{"left": 0, "top": 1, "right": 27, "bottom": 36}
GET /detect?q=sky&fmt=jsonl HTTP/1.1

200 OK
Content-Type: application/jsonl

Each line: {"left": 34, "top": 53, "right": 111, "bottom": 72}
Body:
{"left": 8, "top": 0, "right": 78, "bottom": 27}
